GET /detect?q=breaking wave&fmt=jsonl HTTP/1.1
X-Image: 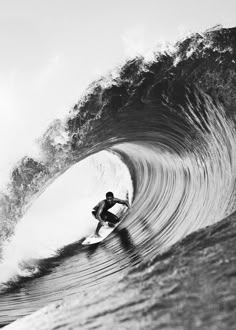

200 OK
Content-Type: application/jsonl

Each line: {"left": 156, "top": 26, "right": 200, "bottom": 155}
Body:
{"left": 0, "top": 25, "right": 236, "bottom": 327}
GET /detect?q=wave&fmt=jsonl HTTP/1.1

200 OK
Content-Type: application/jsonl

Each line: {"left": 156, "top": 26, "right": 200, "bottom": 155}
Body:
{"left": 0, "top": 26, "right": 236, "bottom": 294}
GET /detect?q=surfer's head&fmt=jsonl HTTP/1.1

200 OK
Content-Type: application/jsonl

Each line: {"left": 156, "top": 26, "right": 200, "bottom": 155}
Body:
{"left": 106, "top": 191, "right": 114, "bottom": 204}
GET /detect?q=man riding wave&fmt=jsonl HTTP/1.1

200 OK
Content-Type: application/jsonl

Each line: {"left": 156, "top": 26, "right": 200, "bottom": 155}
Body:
{"left": 92, "top": 191, "right": 130, "bottom": 237}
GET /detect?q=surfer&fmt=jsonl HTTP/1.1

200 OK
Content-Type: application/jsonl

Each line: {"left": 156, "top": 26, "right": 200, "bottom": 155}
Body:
{"left": 92, "top": 192, "right": 130, "bottom": 237}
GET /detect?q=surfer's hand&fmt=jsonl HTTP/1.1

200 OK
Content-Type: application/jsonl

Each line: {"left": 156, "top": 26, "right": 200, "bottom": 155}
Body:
{"left": 126, "top": 201, "right": 131, "bottom": 209}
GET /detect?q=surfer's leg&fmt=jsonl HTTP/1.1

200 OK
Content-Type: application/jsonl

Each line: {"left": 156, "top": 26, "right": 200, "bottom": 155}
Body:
{"left": 92, "top": 211, "right": 97, "bottom": 218}
{"left": 105, "top": 211, "right": 119, "bottom": 225}
{"left": 95, "top": 222, "right": 102, "bottom": 236}
{"left": 92, "top": 211, "right": 102, "bottom": 237}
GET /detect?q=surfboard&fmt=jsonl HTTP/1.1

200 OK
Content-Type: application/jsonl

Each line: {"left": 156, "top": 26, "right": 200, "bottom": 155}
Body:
{"left": 82, "top": 221, "right": 120, "bottom": 245}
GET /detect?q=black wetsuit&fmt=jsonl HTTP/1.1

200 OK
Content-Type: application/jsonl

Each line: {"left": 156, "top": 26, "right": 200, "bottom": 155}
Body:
{"left": 92, "top": 200, "right": 119, "bottom": 224}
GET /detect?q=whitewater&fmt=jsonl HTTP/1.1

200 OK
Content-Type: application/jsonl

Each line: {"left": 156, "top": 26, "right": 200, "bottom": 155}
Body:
{"left": 1, "top": 26, "right": 236, "bottom": 329}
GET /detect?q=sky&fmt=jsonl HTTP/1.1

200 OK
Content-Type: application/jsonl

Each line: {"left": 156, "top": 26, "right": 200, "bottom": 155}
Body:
{"left": 0, "top": 0, "right": 235, "bottom": 183}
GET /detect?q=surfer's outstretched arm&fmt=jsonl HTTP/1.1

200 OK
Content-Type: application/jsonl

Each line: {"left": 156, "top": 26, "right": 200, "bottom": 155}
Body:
{"left": 114, "top": 198, "right": 130, "bottom": 209}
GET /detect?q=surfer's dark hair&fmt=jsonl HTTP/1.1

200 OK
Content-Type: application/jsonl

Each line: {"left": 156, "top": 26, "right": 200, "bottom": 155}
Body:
{"left": 106, "top": 192, "right": 114, "bottom": 198}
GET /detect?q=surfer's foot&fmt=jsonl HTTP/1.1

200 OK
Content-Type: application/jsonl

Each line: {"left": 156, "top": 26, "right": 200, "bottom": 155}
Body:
{"left": 93, "top": 233, "right": 101, "bottom": 238}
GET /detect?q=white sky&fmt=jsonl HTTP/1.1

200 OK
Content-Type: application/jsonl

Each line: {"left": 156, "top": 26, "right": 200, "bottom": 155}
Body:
{"left": 0, "top": 0, "right": 235, "bottom": 184}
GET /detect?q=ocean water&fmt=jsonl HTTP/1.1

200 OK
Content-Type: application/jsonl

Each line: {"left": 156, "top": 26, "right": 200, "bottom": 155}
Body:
{"left": 1, "top": 26, "right": 236, "bottom": 329}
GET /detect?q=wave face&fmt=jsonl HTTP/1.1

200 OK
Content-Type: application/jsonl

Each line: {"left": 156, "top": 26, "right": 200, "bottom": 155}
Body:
{"left": 1, "top": 26, "right": 236, "bottom": 328}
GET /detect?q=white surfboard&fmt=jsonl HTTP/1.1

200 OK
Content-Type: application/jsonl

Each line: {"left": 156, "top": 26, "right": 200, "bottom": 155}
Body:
{"left": 82, "top": 221, "right": 121, "bottom": 245}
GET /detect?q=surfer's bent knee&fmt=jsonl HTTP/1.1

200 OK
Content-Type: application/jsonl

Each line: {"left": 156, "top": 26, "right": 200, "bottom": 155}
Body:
{"left": 92, "top": 211, "right": 98, "bottom": 220}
